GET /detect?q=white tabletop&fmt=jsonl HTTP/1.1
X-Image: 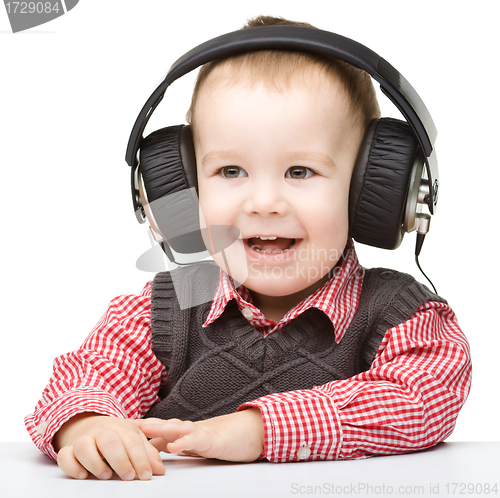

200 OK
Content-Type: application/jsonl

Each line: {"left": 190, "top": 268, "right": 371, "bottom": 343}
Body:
{"left": 1, "top": 442, "right": 499, "bottom": 498}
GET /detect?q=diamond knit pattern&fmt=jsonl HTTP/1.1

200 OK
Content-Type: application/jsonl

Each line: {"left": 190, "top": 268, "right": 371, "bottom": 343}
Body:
{"left": 145, "top": 263, "right": 445, "bottom": 421}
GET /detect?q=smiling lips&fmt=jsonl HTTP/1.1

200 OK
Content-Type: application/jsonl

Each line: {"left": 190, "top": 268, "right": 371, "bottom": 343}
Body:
{"left": 247, "top": 236, "right": 296, "bottom": 253}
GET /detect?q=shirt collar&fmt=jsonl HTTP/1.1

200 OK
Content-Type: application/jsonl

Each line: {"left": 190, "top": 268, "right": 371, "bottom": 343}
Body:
{"left": 203, "top": 240, "right": 364, "bottom": 344}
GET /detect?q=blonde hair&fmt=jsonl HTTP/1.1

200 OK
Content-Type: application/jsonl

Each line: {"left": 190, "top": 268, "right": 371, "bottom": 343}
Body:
{"left": 186, "top": 16, "right": 381, "bottom": 133}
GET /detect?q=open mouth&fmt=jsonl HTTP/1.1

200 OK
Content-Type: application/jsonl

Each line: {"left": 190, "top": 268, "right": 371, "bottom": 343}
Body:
{"left": 246, "top": 236, "right": 296, "bottom": 253}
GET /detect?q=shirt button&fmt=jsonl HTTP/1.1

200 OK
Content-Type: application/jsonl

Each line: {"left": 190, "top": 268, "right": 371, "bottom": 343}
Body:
{"left": 241, "top": 307, "right": 254, "bottom": 320}
{"left": 36, "top": 419, "right": 48, "bottom": 435}
{"left": 297, "top": 445, "right": 311, "bottom": 460}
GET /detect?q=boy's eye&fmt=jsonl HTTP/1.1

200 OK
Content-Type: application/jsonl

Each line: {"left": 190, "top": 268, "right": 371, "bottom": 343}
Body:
{"left": 220, "top": 166, "right": 247, "bottom": 178}
{"left": 286, "top": 166, "right": 314, "bottom": 180}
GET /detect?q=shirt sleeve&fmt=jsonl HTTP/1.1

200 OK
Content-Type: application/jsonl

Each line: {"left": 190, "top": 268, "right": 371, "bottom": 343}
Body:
{"left": 239, "top": 301, "right": 472, "bottom": 462}
{"left": 23, "top": 281, "right": 166, "bottom": 462}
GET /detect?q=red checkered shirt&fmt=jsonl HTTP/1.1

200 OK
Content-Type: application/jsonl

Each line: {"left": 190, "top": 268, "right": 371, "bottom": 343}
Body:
{"left": 24, "top": 244, "right": 471, "bottom": 462}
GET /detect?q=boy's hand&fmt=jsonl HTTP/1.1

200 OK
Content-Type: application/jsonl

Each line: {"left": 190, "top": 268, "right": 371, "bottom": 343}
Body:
{"left": 129, "top": 408, "right": 264, "bottom": 462}
{"left": 53, "top": 412, "right": 166, "bottom": 480}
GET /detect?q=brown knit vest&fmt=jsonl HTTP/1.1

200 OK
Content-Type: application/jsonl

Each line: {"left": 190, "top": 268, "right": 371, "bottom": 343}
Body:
{"left": 145, "top": 262, "right": 445, "bottom": 421}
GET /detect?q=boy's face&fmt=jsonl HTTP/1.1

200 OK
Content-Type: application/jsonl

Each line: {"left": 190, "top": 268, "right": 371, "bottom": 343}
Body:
{"left": 194, "top": 70, "right": 363, "bottom": 300}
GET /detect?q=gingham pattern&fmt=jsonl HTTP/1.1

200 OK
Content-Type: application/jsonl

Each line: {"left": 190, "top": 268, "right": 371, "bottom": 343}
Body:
{"left": 24, "top": 245, "right": 471, "bottom": 463}
{"left": 205, "top": 244, "right": 364, "bottom": 341}
{"left": 24, "top": 286, "right": 165, "bottom": 461}
{"left": 241, "top": 301, "right": 471, "bottom": 461}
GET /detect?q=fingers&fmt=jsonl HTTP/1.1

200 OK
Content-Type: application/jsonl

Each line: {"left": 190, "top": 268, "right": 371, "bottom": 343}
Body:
{"left": 130, "top": 417, "right": 180, "bottom": 428}
{"left": 95, "top": 430, "right": 149, "bottom": 481}
{"left": 137, "top": 419, "right": 214, "bottom": 457}
{"left": 57, "top": 445, "right": 89, "bottom": 480}
{"left": 59, "top": 435, "right": 114, "bottom": 480}
{"left": 167, "top": 431, "right": 213, "bottom": 455}
{"left": 136, "top": 418, "right": 197, "bottom": 441}
{"left": 141, "top": 434, "right": 167, "bottom": 476}
{"left": 57, "top": 430, "right": 165, "bottom": 481}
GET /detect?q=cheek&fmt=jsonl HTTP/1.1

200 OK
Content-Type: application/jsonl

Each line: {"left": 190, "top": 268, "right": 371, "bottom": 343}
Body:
{"left": 308, "top": 210, "right": 349, "bottom": 258}
{"left": 198, "top": 178, "right": 219, "bottom": 222}
{"left": 302, "top": 184, "right": 350, "bottom": 233}
{"left": 198, "top": 179, "right": 238, "bottom": 228}
{"left": 299, "top": 188, "right": 350, "bottom": 266}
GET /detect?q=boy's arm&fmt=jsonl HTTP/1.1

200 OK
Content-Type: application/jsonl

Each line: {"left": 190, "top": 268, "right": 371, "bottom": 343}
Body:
{"left": 24, "top": 282, "right": 165, "bottom": 462}
{"left": 241, "top": 300, "right": 471, "bottom": 461}
{"left": 133, "top": 300, "right": 470, "bottom": 462}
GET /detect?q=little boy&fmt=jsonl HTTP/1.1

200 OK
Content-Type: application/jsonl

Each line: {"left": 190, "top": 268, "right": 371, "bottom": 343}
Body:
{"left": 25, "top": 16, "right": 471, "bottom": 481}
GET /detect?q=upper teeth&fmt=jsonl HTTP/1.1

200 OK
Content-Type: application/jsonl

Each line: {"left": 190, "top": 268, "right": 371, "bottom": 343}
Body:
{"left": 256, "top": 236, "right": 277, "bottom": 240}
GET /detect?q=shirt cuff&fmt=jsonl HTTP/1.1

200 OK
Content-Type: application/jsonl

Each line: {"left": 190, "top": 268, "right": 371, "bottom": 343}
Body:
{"left": 239, "top": 388, "right": 343, "bottom": 462}
{"left": 24, "top": 387, "right": 128, "bottom": 461}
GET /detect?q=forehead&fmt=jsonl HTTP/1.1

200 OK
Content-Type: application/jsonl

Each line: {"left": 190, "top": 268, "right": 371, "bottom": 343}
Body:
{"left": 195, "top": 55, "right": 352, "bottom": 111}
{"left": 193, "top": 75, "right": 363, "bottom": 179}
{"left": 196, "top": 73, "right": 349, "bottom": 126}
{"left": 192, "top": 63, "right": 358, "bottom": 152}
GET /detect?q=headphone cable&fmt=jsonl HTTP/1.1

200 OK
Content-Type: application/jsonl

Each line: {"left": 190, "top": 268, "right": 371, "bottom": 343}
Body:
{"left": 414, "top": 216, "right": 438, "bottom": 295}
{"left": 415, "top": 251, "right": 438, "bottom": 295}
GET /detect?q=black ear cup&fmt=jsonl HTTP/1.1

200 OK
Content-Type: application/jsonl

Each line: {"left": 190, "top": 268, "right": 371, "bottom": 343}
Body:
{"left": 349, "top": 118, "right": 421, "bottom": 250}
{"left": 140, "top": 125, "right": 197, "bottom": 200}
{"left": 139, "top": 125, "right": 206, "bottom": 254}
{"left": 139, "top": 118, "right": 421, "bottom": 255}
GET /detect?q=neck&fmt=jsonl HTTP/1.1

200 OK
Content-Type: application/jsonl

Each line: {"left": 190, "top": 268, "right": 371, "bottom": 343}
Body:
{"left": 249, "top": 273, "right": 331, "bottom": 323}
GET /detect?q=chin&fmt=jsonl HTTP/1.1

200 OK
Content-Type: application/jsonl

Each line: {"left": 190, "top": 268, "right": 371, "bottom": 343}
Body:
{"left": 246, "top": 282, "right": 293, "bottom": 298}
{"left": 243, "top": 273, "right": 327, "bottom": 298}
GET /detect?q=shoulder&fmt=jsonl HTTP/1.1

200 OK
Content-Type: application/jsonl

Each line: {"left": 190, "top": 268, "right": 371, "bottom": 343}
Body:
{"left": 153, "top": 260, "right": 221, "bottom": 292}
{"left": 362, "top": 267, "right": 447, "bottom": 307}
{"left": 152, "top": 260, "right": 221, "bottom": 311}
{"left": 355, "top": 268, "right": 449, "bottom": 370}
{"left": 153, "top": 260, "right": 220, "bottom": 285}
{"left": 356, "top": 267, "right": 448, "bottom": 339}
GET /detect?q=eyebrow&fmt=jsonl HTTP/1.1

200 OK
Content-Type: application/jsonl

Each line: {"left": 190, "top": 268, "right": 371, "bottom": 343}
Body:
{"left": 201, "top": 150, "right": 337, "bottom": 169}
{"left": 282, "top": 151, "right": 337, "bottom": 169}
{"left": 201, "top": 150, "right": 244, "bottom": 168}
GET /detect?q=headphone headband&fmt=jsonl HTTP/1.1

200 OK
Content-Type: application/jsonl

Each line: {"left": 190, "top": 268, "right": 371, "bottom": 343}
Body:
{"left": 126, "top": 25, "right": 438, "bottom": 214}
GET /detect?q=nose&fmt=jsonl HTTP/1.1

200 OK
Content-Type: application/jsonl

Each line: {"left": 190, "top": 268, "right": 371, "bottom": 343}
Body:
{"left": 242, "top": 177, "right": 288, "bottom": 217}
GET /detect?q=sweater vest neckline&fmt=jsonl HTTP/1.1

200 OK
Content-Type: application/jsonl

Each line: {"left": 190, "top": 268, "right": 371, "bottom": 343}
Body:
{"left": 146, "top": 262, "right": 446, "bottom": 421}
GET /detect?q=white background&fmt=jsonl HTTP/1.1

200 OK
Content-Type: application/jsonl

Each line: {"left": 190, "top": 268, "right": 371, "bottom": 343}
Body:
{"left": 1, "top": 1, "right": 498, "bottom": 443}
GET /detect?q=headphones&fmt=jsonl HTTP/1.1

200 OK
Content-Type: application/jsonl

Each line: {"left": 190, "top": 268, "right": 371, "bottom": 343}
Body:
{"left": 126, "top": 25, "right": 439, "bottom": 261}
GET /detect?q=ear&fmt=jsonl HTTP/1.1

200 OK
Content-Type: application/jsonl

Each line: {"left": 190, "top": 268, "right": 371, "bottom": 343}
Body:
{"left": 139, "top": 125, "right": 205, "bottom": 255}
{"left": 348, "top": 118, "right": 420, "bottom": 250}
{"left": 140, "top": 125, "right": 197, "bottom": 202}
